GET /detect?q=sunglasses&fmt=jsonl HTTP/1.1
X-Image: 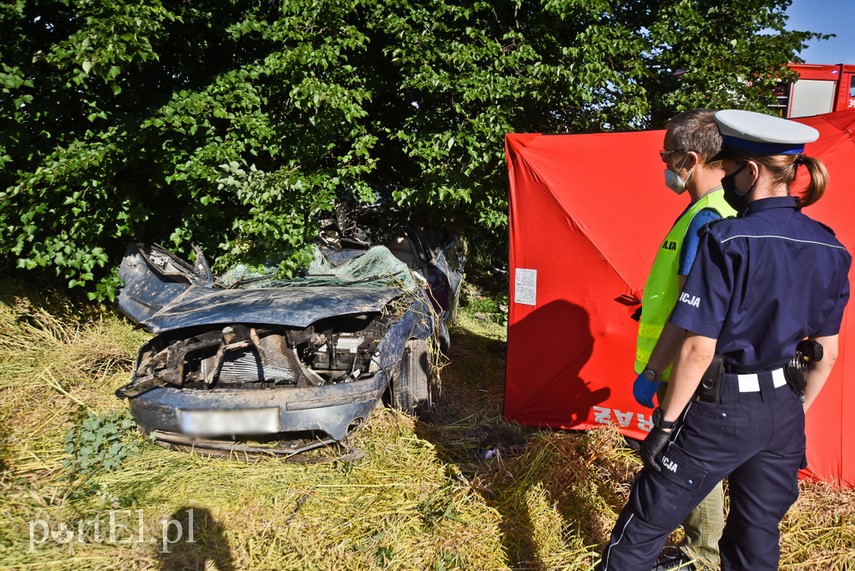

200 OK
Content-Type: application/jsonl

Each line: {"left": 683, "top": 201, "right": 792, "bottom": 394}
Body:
{"left": 659, "top": 148, "right": 688, "bottom": 159}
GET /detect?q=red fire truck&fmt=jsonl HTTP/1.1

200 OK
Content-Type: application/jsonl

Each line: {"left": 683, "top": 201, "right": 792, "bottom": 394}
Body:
{"left": 771, "top": 63, "right": 855, "bottom": 118}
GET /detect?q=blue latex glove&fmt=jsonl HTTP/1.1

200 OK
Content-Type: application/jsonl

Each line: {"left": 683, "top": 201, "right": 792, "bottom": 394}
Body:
{"left": 633, "top": 372, "right": 659, "bottom": 408}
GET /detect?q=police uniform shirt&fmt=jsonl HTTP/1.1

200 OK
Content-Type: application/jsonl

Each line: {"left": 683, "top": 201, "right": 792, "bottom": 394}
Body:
{"left": 669, "top": 196, "right": 851, "bottom": 373}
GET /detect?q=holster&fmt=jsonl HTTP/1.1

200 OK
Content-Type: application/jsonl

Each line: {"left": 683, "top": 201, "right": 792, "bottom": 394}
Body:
{"left": 784, "top": 363, "right": 807, "bottom": 395}
{"left": 697, "top": 354, "right": 724, "bottom": 403}
{"left": 785, "top": 339, "right": 823, "bottom": 396}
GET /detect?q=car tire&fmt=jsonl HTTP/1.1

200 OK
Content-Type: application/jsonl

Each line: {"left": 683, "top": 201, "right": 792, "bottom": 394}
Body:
{"left": 437, "top": 319, "right": 451, "bottom": 353}
{"left": 391, "top": 338, "right": 432, "bottom": 418}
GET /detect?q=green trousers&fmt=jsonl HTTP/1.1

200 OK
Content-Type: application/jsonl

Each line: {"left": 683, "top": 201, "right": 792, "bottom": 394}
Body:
{"left": 681, "top": 480, "right": 724, "bottom": 567}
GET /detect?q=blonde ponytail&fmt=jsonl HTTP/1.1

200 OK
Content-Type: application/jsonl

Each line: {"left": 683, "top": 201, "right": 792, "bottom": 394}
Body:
{"left": 741, "top": 153, "right": 829, "bottom": 207}
{"left": 796, "top": 155, "right": 828, "bottom": 207}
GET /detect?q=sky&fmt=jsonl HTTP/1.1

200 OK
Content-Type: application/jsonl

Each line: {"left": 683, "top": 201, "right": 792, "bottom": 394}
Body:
{"left": 785, "top": 0, "right": 855, "bottom": 64}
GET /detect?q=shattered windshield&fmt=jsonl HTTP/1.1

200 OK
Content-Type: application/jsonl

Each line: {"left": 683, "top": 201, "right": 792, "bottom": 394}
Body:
{"left": 218, "top": 245, "right": 421, "bottom": 291}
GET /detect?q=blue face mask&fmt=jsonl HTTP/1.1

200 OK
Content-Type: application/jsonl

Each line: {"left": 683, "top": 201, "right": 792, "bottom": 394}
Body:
{"left": 721, "top": 162, "right": 756, "bottom": 212}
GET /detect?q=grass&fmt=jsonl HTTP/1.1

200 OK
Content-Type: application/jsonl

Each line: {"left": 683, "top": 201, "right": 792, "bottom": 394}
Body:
{"left": 0, "top": 280, "right": 853, "bottom": 570}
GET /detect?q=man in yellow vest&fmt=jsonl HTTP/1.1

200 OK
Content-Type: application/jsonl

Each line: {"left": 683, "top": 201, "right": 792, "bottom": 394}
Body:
{"left": 632, "top": 109, "right": 736, "bottom": 570}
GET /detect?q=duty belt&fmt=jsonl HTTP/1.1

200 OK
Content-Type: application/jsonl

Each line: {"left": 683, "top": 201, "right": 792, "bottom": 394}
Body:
{"left": 696, "top": 340, "right": 823, "bottom": 404}
{"left": 696, "top": 355, "right": 793, "bottom": 404}
{"left": 734, "top": 368, "right": 788, "bottom": 393}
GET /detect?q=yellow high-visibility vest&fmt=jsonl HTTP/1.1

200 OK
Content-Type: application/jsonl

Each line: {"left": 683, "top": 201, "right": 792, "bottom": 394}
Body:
{"left": 634, "top": 189, "right": 734, "bottom": 378}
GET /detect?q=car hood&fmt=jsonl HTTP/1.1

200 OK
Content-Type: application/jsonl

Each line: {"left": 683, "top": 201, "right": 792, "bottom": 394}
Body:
{"left": 115, "top": 243, "right": 406, "bottom": 333}
{"left": 138, "top": 285, "right": 402, "bottom": 333}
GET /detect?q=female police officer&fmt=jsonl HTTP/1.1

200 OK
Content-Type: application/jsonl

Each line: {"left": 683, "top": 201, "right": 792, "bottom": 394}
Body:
{"left": 598, "top": 110, "right": 851, "bottom": 570}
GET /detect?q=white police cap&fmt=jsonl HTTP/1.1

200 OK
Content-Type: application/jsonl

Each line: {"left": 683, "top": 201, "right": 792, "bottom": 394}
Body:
{"left": 710, "top": 109, "right": 819, "bottom": 161}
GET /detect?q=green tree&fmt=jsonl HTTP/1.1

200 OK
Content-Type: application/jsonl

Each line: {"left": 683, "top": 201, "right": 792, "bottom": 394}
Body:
{"left": 0, "top": 0, "right": 821, "bottom": 298}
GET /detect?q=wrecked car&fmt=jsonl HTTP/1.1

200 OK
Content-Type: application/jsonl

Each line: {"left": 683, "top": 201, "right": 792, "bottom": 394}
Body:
{"left": 114, "top": 223, "right": 461, "bottom": 456}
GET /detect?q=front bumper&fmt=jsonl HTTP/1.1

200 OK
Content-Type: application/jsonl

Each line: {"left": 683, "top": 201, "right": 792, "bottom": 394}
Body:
{"left": 128, "top": 371, "right": 389, "bottom": 441}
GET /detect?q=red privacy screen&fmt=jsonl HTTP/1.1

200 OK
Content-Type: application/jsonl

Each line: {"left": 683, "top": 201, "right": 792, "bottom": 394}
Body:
{"left": 505, "top": 109, "right": 855, "bottom": 487}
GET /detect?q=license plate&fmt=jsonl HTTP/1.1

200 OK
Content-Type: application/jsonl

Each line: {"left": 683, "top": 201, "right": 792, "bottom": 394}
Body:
{"left": 179, "top": 408, "right": 280, "bottom": 436}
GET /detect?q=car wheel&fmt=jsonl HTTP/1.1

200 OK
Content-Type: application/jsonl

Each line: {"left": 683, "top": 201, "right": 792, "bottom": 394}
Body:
{"left": 437, "top": 319, "right": 451, "bottom": 353}
{"left": 391, "top": 338, "right": 432, "bottom": 417}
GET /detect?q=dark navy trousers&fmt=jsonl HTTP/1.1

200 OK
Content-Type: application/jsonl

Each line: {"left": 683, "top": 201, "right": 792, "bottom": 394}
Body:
{"left": 600, "top": 370, "right": 806, "bottom": 570}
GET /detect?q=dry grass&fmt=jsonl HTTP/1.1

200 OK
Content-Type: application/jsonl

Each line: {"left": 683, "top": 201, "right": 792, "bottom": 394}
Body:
{"left": 0, "top": 281, "right": 853, "bottom": 570}
{"left": 0, "top": 281, "right": 506, "bottom": 571}
{"left": 780, "top": 480, "right": 855, "bottom": 570}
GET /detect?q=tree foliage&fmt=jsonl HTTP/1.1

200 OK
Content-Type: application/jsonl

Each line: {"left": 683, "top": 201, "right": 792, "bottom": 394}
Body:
{"left": 0, "top": 0, "right": 822, "bottom": 298}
